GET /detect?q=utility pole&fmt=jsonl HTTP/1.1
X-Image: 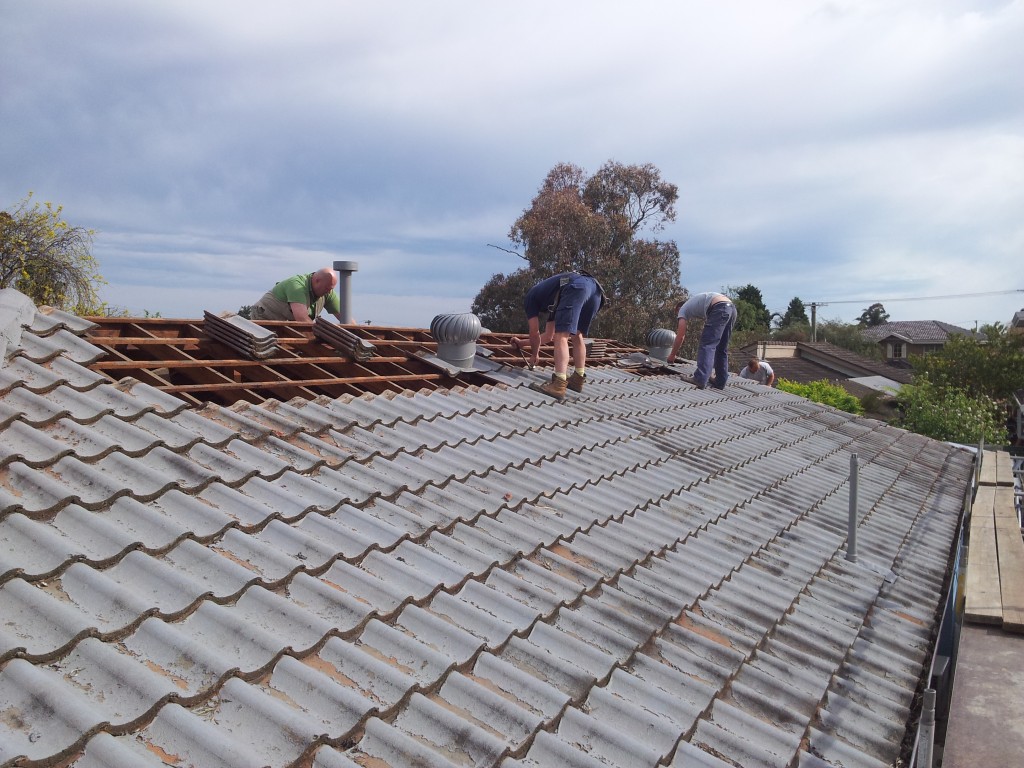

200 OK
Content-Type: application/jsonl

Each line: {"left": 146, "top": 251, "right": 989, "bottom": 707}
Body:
{"left": 809, "top": 302, "right": 827, "bottom": 341}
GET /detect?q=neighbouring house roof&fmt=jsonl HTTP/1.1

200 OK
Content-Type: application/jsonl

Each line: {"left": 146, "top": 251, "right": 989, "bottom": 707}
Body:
{"left": 738, "top": 341, "right": 911, "bottom": 392}
{"left": 1012, "top": 309, "right": 1024, "bottom": 329}
{"left": 860, "top": 320, "right": 984, "bottom": 345}
{"left": 0, "top": 288, "right": 976, "bottom": 768}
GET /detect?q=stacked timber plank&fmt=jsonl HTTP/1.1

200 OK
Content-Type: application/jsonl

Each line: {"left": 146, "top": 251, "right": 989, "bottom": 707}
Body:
{"left": 965, "top": 449, "right": 1024, "bottom": 632}
{"left": 204, "top": 311, "right": 280, "bottom": 360}
{"left": 313, "top": 317, "right": 377, "bottom": 361}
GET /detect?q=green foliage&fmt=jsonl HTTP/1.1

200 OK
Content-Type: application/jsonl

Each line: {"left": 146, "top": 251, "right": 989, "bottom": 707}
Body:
{"left": 728, "top": 326, "right": 767, "bottom": 354}
{"left": 772, "top": 323, "right": 810, "bottom": 342}
{"left": 780, "top": 296, "right": 809, "bottom": 328}
{"left": 978, "top": 321, "right": 1006, "bottom": 340}
{"left": 776, "top": 378, "right": 864, "bottom": 415}
{"left": 814, "top": 318, "right": 884, "bottom": 358}
{"left": 909, "top": 334, "right": 1024, "bottom": 403}
{"left": 0, "top": 193, "right": 104, "bottom": 313}
{"left": 857, "top": 302, "right": 889, "bottom": 327}
{"left": 237, "top": 305, "right": 254, "bottom": 320}
{"left": 895, "top": 377, "right": 1006, "bottom": 445}
{"left": 728, "top": 284, "right": 770, "bottom": 332}
{"left": 471, "top": 268, "right": 537, "bottom": 334}
{"left": 474, "top": 160, "right": 685, "bottom": 344}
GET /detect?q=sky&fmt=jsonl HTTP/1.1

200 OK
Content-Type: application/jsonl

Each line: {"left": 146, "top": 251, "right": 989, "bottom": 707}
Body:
{"left": 2, "top": 0, "right": 1022, "bottom": 330}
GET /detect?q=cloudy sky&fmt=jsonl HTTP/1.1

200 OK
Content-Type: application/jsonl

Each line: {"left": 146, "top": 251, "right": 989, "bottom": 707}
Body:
{"left": 3, "top": 0, "right": 1022, "bottom": 329}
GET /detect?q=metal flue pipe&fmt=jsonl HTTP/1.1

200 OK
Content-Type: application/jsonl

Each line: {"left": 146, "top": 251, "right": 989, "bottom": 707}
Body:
{"left": 847, "top": 453, "right": 859, "bottom": 563}
{"left": 333, "top": 260, "right": 358, "bottom": 324}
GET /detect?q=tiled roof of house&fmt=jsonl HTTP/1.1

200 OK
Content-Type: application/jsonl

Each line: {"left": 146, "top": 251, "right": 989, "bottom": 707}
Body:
{"left": 798, "top": 342, "right": 915, "bottom": 384}
{"left": 79, "top": 315, "right": 643, "bottom": 406}
{"left": 738, "top": 341, "right": 913, "bottom": 388}
{"left": 0, "top": 289, "right": 975, "bottom": 768}
{"left": 860, "top": 320, "right": 982, "bottom": 344}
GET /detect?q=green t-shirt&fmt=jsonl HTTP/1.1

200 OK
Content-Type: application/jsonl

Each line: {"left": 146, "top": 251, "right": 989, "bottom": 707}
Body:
{"left": 270, "top": 273, "right": 341, "bottom": 317}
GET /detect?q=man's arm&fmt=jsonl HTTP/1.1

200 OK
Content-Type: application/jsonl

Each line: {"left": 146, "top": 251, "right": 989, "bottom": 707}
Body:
{"left": 527, "top": 316, "right": 548, "bottom": 367}
{"left": 290, "top": 303, "right": 312, "bottom": 322}
{"left": 666, "top": 317, "right": 687, "bottom": 363}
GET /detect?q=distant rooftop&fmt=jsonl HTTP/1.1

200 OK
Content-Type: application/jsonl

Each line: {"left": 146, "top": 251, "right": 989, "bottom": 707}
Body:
{"left": 860, "top": 320, "right": 985, "bottom": 344}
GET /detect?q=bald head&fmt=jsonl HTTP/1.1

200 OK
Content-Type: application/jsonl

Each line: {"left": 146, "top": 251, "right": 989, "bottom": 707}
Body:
{"left": 311, "top": 267, "right": 338, "bottom": 297}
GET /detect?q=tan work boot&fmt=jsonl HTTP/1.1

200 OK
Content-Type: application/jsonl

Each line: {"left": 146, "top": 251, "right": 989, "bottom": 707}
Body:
{"left": 531, "top": 373, "right": 567, "bottom": 400}
{"left": 567, "top": 370, "right": 586, "bottom": 392}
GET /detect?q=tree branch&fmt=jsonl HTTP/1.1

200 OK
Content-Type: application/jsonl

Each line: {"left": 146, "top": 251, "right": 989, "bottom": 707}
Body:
{"left": 487, "top": 243, "right": 525, "bottom": 260}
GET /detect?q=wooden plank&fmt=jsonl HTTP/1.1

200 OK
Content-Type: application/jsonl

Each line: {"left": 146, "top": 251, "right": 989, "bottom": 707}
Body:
{"left": 994, "top": 487, "right": 1018, "bottom": 520}
{"left": 964, "top": 486, "right": 1002, "bottom": 625}
{"left": 995, "top": 503, "right": 1024, "bottom": 632}
{"left": 996, "top": 450, "right": 1015, "bottom": 486}
{"left": 978, "top": 449, "right": 999, "bottom": 486}
{"left": 161, "top": 373, "right": 445, "bottom": 393}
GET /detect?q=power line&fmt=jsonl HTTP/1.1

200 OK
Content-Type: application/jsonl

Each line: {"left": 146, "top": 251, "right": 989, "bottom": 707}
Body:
{"left": 811, "top": 288, "right": 1023, "bottom": 306}
{"left": 806, "top": 288, "right": 1022, "bottom": 342}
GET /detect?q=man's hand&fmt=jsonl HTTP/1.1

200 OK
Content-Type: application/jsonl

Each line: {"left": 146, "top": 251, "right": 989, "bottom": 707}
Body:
{"left": 511, "top": 337, "right": 537, "bottom": 369}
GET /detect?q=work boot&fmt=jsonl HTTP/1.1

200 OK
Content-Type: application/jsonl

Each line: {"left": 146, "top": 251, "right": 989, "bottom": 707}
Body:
{"left": 567, "top": 370, "right": 586, "bottom": 393}
{"left": 531, "top": 373, "right": 567, "bottom": 400}
{"left": 680, "top": 374, "right": 706, "bottom": 389}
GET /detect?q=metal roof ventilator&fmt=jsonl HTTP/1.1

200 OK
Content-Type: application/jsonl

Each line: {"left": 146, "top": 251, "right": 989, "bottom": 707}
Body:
{"left": 430, "top": 312, "right": 482, "bottom": 369}
{"left": 646, "top": 328, "right": 677, "bottom": 362}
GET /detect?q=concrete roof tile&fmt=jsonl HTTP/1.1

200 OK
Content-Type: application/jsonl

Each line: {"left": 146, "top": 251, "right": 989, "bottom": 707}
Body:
{"left": 15, "top": 326, "right": 106, "bottom": 365}
{"left": 557, "top": 705, "right": 667, "bottom": 767}
{"left": 692, "top": 699, "right": 802, "bottom": 767}
{"left": 0, "top": 295, "right": 981, "bottom": 767}
{"left": 0, "top": 354, "right": 107, "bottom": 394}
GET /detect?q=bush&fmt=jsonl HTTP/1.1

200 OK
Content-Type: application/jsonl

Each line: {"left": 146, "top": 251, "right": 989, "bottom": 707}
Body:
{"left": 895, "top": 377, "right": 1006, "bottom": 445}
{"left": 776, "top": 378, "right": 864, "bottom": 415}
{"left": 910, "top": 334, "right": 1024, "bottom": 404}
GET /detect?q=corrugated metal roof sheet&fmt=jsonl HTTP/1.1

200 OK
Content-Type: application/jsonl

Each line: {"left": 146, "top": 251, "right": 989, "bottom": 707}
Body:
{"left": 0, "top": 290, "right": 974, "bottom": 768}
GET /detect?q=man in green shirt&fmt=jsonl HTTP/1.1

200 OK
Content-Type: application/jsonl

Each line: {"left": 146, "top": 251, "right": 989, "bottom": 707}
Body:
{"left": 251, "top": 267, "right": 346, "bottom": 323}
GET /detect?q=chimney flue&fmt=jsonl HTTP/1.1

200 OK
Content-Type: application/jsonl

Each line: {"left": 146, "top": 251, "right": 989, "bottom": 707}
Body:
{"left": 333, "top": 260, "right": 358, "bottom": 324}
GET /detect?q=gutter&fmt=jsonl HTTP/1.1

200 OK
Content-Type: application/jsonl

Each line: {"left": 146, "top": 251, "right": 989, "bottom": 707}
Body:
{"left": 908, "top": 446, "right": 977, "bottom": 767}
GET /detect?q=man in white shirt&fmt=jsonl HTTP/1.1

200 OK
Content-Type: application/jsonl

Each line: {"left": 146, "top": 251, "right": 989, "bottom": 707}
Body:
{"left": 739, "top": 357, "right": 776, "bottom": 386}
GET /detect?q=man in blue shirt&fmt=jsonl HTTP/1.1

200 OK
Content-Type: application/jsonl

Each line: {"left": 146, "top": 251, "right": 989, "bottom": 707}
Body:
{"left": 667, "top": 292, "right": 737, "bottom": 389}
{"left": 510, "top": 271, "right": 605, "bottom": 399}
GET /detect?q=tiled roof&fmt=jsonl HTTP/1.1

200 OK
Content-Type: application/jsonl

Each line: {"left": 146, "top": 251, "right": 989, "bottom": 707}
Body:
{"left": 798, "top": 342, "right": 915, "bottom": 384}
{"left": 860, "top": 320, "right": 981, "bottom": 344}
{"left": 738, "top": 341, "right": 912, "bottom": 387}
{"left": 0, "top": 289, "right": 975, "bottom": 768}
{"left": 80, "top": 315, "right": 642, "bottom": 406}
